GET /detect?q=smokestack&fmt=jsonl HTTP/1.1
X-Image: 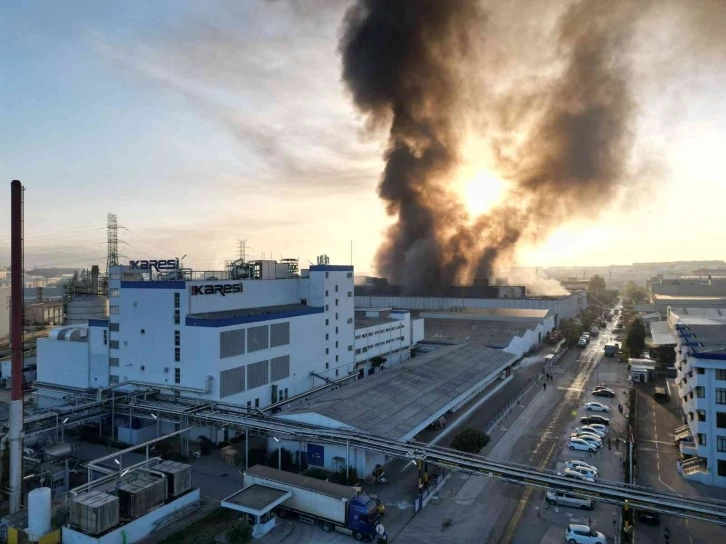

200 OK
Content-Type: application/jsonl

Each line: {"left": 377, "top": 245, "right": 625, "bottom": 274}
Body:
{"left": 91, "top": 265, "right": 99, "bottom": 295}
{"left": 9, "top": 180, "right": 24, "bottom": 513}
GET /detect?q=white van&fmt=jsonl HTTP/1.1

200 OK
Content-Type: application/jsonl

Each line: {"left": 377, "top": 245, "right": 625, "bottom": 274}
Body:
{"left": 544, "top": 354, "right": 555, "bottom": 366}
{"left": 546, "top": 490, "right": 593, "bottom": 510}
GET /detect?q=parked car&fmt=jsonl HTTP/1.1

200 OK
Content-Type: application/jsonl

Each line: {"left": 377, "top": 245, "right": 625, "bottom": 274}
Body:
{"left": 587, "top": 423, "right": 609, "bottom": 435}
{"left": 571, "top": 434, "right": 602, "bottom": 449}
{"left": 565, "top": 460, "right": 599, "bottom": 474}
{"left": 593, "top": 384, "right": 614, "bottom": 391}
{"left": 637, "top": 510, "right": 661, "bottom": 525}
{"left": 560, "top": 468, "right": 595, "bottom": 482}
{"left": 578, "top": 338, "right": 588, "bottom": 348}
{"left": 584, "top": 402, "right": 611, "bottom": 413}
{"left": 565, "top": 524, "right": 606, "bottom": 544}
{"left": 568, "top": 438, "right": 597, "bottom": 453}
{"left": 576, "top": 425, "right": 607, "bottom": 438}
{"left": 592, "top": 389, "right": 615, "bottom": 398}
{"left": 569, "top": 466, "right": 598, "bottom": 480}
{"left": 546, "top": 490, "right": 593, "bottom": 510}
{"left": 580, "top": 415, "right": 610, "bottom": 426}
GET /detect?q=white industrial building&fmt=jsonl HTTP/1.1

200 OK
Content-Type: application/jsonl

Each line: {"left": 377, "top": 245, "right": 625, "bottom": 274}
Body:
{"left": 355, "top": 290, "right": 585, "bottom": 327}
{"left": 35, "top": 258, "right": 423, "bottom": 444}
{"left": 419, "top": 307, "right": 555, "bottom": 358}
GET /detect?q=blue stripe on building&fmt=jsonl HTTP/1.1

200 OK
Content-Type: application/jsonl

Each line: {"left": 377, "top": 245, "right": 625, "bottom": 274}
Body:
{"left": 309, "top": 265, "right": 354, "bottom": 272}
{"left": 120, "top": 281, "right": 185, "bottom": 290}
{"left": 186, "top": 306, "right": 325, "bottom": 328}
{"left": 89, "top": 319, "right": 109, "bottom": 327}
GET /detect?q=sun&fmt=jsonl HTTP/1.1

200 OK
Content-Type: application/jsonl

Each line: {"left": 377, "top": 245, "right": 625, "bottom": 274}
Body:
{"left": 461, "top": 169, "right": 507, "bottom": 217}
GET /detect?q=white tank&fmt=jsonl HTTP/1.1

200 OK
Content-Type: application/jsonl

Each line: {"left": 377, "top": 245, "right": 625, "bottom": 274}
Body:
{"left": 67, "top": 295, "right": 109, "bottom": 325}
{"left": 27, "top": 487, "right": 51, "bottom": 541}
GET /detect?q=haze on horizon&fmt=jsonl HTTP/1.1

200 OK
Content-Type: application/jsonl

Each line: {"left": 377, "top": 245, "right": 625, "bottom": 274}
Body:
{"left": 2, "top": 1, "right": 725, "bottom": 277}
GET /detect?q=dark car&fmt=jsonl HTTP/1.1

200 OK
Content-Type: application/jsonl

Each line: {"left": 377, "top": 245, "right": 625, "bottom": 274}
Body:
{"left": 638, "top": 511, "right": 661, "bottom": 525}
{"left": 592, "top": 389, "right": 615, "bottom": 398}
{"left": 580, "top": 415, "right": 610, "bottom": 426}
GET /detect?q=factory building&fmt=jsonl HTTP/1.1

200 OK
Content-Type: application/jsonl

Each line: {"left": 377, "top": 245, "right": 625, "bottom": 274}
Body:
{"left": 355, "top": 290, "right": 585, "bottom": 327}
{"left": 652, "top": 294, "right": 726, "bottom": 314}
{"left": 275, "top": 343, "right": 516, "bottom": 475}
{"left": 648, "top": 274, "right": 726, "bottom": 299}
{"left": 420, "top": 307, "right": 555, "bottom": 358}
{"left": 35, "top": 258, "right": 423, "bottom": 444}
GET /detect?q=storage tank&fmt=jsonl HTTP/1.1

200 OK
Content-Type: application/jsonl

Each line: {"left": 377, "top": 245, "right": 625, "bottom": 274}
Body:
{"left": 118, "top": 474, "right": 167, "bottom": 518}
{"left": 27, "top": 487, "right": 51, "bottom": 542}
{"left": 70, "top": 491, "right": 119, "bottom": 535}
{"left": 67, "top": 295, "right": 109, "bottom": 325}
{"left": 152, "top": 460, "right": 192, "bottom": 497}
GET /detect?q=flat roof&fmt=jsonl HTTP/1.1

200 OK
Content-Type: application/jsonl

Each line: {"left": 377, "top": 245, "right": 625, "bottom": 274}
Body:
{"left": 222, "top": 484, "right": 290, "bottom": 514}
{"left": 423, "top": 318, "right": 529, "bottom": 348}
{"left": 279, "top": 343, "right": 515, "bottom": 439}
{"left": 669, "top": 307, "right": 726, "bottom": 325}
{"left": 655, "top": 294, "right": 726, "bottom": 301}
{"left": 355, "top": 317, "right": 398, "bottom": 330}
{"left": 649, "top": 321, "right": 677, "bottom": 346}
{"left": 244, "top": 465, "right": 355, "bottom": 500}
{"left": 421, "top": 307, "right": 551, "bottom": 321}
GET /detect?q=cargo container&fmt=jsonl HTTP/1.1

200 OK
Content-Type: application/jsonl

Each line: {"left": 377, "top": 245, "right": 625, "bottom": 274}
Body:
{"left": 152, "top": 460, "right": 192, "bottom": 497}
{"left": 118, "top": 474, "right": 167, "bottom": 518}
{"left": 243, "top": 465, "right": 381, "bottom": 541}
{"left": 70, "top": 491, "right": 119, "bottom": 535}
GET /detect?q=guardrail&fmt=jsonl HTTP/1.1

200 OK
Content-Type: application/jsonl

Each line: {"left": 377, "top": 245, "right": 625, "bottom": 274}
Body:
{"left": 484, "top": 373, "right": 541, "bottom": 434}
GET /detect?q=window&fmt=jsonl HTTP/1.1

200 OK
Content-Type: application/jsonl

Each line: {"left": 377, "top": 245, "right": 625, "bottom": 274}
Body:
{"left": 696, "top": 386, "right": 705, "bottom": 398}
{"left": 348, "top": 345, "right": 353, "bottom": 351}
{"left": 220, "top": 329, "right": 245, "bottom": 358}
{"left": 335, "top": 285, "right": 338, "bottom": 292}
{"left": 348, "top": 318, "right": 353, "bottom": 324}
{"left": 697, "top": 367, "right": 705, "bottom": 374}
{"left": 325, "top": 348, "right": 329, "bottom": 355}
{"left": 174, "top": 310, "right": 180, "bottom": 325}
{"left": 110, "top": 305, "right": 120, "bottom": 315}
{"left": 247, "top": 401, "right": 252, "bottom": 409}
{"left": 718, "top": 436, "right": 726, "bottom": 453}
{"left": 336, "top": 327, "right": 339, "bottom": 334}
{"left": 335, "top": 369, "right": 339, "bottom": 377}
{"left": 110, "top": 272, "right": 120, "bottom": 280}
{"left": 347, "top": 272, "right": 352, "bottom": 278}
{"left": 284, "top": 388, "right": 288, "bottom": 399}
{"left": 325, "top": 304, "right": 329, "bottom": 311}
{"left": 110, "top": 322, "right": 120, "bottom": 332}
{"left": 110, "top": 358, "right": 119, "bottom": 367}
{"left": 220, "top": 366, "right": 245, "bottom": 398}
{"left": 719, "top": 460, "right": 726, "bottom": 477}
{"left": 255, "top": 398, "right": 260, "bottom": 408}
{"left": 326, "top": 334, "right": 329, "bottom": 341}
{"left": 717, "top": 369, "right": 726, "bottom": 380}
{"left": 335, "top": 341, "right": 338, "bottom": 348}
{"left": 356, "top": 348, "right": 361, "bottom": 355}
{"left": 698, "top": 433, "right": 706, "bottom": 446}
{"left": 103, "top": 330, "right": 108, "bottom": 345}
{"left": 175, "top": 330, "right": 180, "bottom": 347}
{"left": 109, "top": 375, "right": 119, "bottom": 385}
{"left": 110, "top": 288, "right": 120, "bottom": 297}
{"left": 697, "top": 410, "right": 706, "bottom": 422}
{"left": 348, "top": 291, "right": 352, "bottom": 297}
{"left": 175, "top": 347, "right": 180, "bottom": 362}
{"left": 325, "top": 290, "right": 329, "bottom": 296}
{"left": 174, "top": 368, "right": 181, "bottom": 384}
{"left": 335, "top": 298, "right": 339, "bottom": 306}
{"left": 174, "top": 293, "right": 180, "bottom": 308}
{"left": 718, "top": 412, "right": 726, "bottom": 428}
{"left": 279, "top": 390, "right": 284, "bottom": 402}
{"left": 326, "top": 362, "right": 329, "bottom": 369}
{"left": 717, "top": 389, "right": 726, "bottom": 405}
{"left": 335, "top": 313, "right": 338, "bottom": 320}
{"left": 326, "top": 319, "right": 329, "bottom": 326}
{"left": 109, "top": 340, "right": 119, "bottom": 349}
{"left": 335, "top": 355, "right": 339, "bottom": 362}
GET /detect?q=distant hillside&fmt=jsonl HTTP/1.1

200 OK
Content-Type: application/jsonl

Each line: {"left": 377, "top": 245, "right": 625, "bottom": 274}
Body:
{"left": 26, "top": 267, "right": 79, "bottom": 278}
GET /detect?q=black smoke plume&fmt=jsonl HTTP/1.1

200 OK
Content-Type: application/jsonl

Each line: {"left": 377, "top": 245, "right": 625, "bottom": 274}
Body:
{"left": 340, "top": 0, "right": 724, "bottom": 291}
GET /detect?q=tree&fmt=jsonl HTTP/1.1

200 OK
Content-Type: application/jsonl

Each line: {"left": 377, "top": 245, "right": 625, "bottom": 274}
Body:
{"left": 451, "top": 428, "right": 490, "bottom": 453}
{"left": 559, "top": 318, "right": 583, "bottom": 347}
{"left": 370, "top": 356, "right": 387, "bottom": 369}
{"left": 226, "top": 519, "right": 253, "bottom": 544}
{"left": 193, "top": 532, "right": 216, "bottom": 544}
{"left": 624, "top": 281, "right": 648, "bottom": 304}
{"left": 625, "top": 318, "right": 646, "bottom": 357}
{"left": 588, "top": 275, "right": 607, "bottom": 302}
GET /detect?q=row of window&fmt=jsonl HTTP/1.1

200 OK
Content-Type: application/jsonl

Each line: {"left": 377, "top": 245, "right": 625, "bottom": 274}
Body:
{"left": 355, "top": 336, "right": 405, "bottom": 354}
{"left": 355, "top": 324, "right": 404, "bottom": 340}
{"left": 220, "top": 322, "right": 290, "bottom": 359}
{"left": 324, "top": 288, "right": 353, "bottom": 297}
{"left": 219, "top": 355, "right": 291, "bottom": 398}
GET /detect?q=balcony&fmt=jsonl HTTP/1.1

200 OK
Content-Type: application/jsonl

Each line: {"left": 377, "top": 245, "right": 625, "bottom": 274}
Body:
{"left": 692, "top": 396, "right": 708, "bottom": 411}
{"left": 679, "top": 439, "right": 698, "bottom": 456}
{"left": 682, "top": 457, "right": 709, "bottom": 484}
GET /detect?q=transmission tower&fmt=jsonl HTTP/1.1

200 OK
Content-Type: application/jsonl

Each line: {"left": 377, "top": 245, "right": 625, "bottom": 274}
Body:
{"left": 107, "top": 213, "right": 119, "bottom": 273}
{"left": 238, "top": 239, "right": 247, "bottom": 262}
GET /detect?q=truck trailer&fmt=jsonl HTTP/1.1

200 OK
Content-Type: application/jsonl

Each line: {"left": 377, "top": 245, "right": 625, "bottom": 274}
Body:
{"left": 243, "top": 465, "right": 382, "bottom": 541}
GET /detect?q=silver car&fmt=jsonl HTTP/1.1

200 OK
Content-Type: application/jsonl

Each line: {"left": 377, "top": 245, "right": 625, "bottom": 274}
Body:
{"left": 546, "top": 490, "right": 593, "bottom": 510}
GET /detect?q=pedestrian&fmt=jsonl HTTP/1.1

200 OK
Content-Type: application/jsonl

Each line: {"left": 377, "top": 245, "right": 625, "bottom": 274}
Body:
{"left": 543, "top": 382, "right": 547, "bottom": 392}
{"left": 608, "top": 437, "right": 612, "bottom": 450}
{"left": 664, "top": 526, "right": 670, "bottom": 543}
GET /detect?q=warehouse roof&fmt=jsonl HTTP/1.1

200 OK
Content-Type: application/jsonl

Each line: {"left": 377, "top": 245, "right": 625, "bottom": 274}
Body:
{"left": 420, "top": 307, "right": 550, "bottom": 321}
{"left": 279, "top": 343, "right": 515, "bottom": 439}
{"left": 668, "top": 307, "right": 726, "bottom": 325}
{"left": 243, "top": 465, "right": 356, "bottom": 500}
{"left": 423, "top": 318, "right": 528, "bottom": 348}
{"left": 649, "top": 321, "right": 677, "bottom": 346}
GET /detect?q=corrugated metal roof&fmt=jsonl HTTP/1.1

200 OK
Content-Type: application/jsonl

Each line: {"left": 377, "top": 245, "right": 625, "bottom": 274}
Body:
{"left": 424, "top": 318, "right": 528, "bottom": 348}
{"left": 245, "top": 465, "right": 355, "bottom": 500}
{"left": 279, "top": 343, "right": 515, "bottom": 439}
{"left": 649, "top": 321, "right": 677, "bottom": 346}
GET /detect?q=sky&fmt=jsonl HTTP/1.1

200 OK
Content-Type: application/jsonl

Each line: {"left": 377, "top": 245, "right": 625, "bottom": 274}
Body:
{"left": 1, "top": 0, "right": 725, "bottom": 275}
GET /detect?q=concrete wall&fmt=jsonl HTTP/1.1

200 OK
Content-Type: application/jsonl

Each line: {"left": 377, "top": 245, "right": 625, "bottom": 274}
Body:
{"left": 117, "top": 423, "right": 158, "bottom": 445}
{"left": 61, "top": 488, "right": 200, "bottom": 544}
{"left": 37, "top": 337, "right": 89, "bottom": 388}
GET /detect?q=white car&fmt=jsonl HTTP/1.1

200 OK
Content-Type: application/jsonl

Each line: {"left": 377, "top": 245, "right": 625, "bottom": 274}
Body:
{"left": 588, "top": 423, "right": 608, "bottom": 435}
{"left": 560, "top": 468, "right": 595, "bottom": 482}
{"left": 569, "top": 466, "right": 598, "bottom": 480}
{"left": 565, "top": 460, "right": 599, "bottom": 475}
{"left": 568, "top": 438, "right": 597, "bottom": 453}
{"left": 585, "top": 402, "right": 611, "bottom": 413}
{"left": 578, "top": 338, "right": 588, "bottom": 347}
{"left": 572, "top": 434, "right": 602, "bottom": 448}
{"left": 565, "top": 524, "right": 606, "bottom": 544}
{"left": 576, "top": 425, "right": 606, "bottom": 438}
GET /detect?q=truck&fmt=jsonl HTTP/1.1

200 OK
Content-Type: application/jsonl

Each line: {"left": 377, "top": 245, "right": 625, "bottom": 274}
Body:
{"left": 243, "top": 465, "right": 382, "bottom": 541}
{"left": 590, "top": 326, "right": 599, "bottom": 337}
{"left": 604, "top": 343, "right": 617, "bottom": 357}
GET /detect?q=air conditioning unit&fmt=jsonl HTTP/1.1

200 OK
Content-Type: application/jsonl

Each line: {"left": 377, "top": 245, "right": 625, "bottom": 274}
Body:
{"left": 347, "top": 318, "right": 353, "bottom": 324}
{"left": 163, "top": 367, "right": 169, "bottom": 373}
{"left": 140, "top": 365, "right": 145, "bottom": 371}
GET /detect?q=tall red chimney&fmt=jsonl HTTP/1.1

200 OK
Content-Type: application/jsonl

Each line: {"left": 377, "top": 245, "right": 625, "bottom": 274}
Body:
{"left": 9, "top": 180, "right": 24, "bottom": 513}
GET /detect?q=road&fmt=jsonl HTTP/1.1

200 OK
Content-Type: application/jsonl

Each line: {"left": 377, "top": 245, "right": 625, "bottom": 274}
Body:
{"left": 394, "top": 335, "right": 608, "bottom": 543}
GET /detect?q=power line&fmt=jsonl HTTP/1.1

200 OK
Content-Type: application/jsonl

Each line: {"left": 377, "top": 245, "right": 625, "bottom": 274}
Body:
{"left": 0, "top": 226, "right": 105, "bottom": 242}
{"left": 120, "top": 226, "right": 180, "bottom": 255}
